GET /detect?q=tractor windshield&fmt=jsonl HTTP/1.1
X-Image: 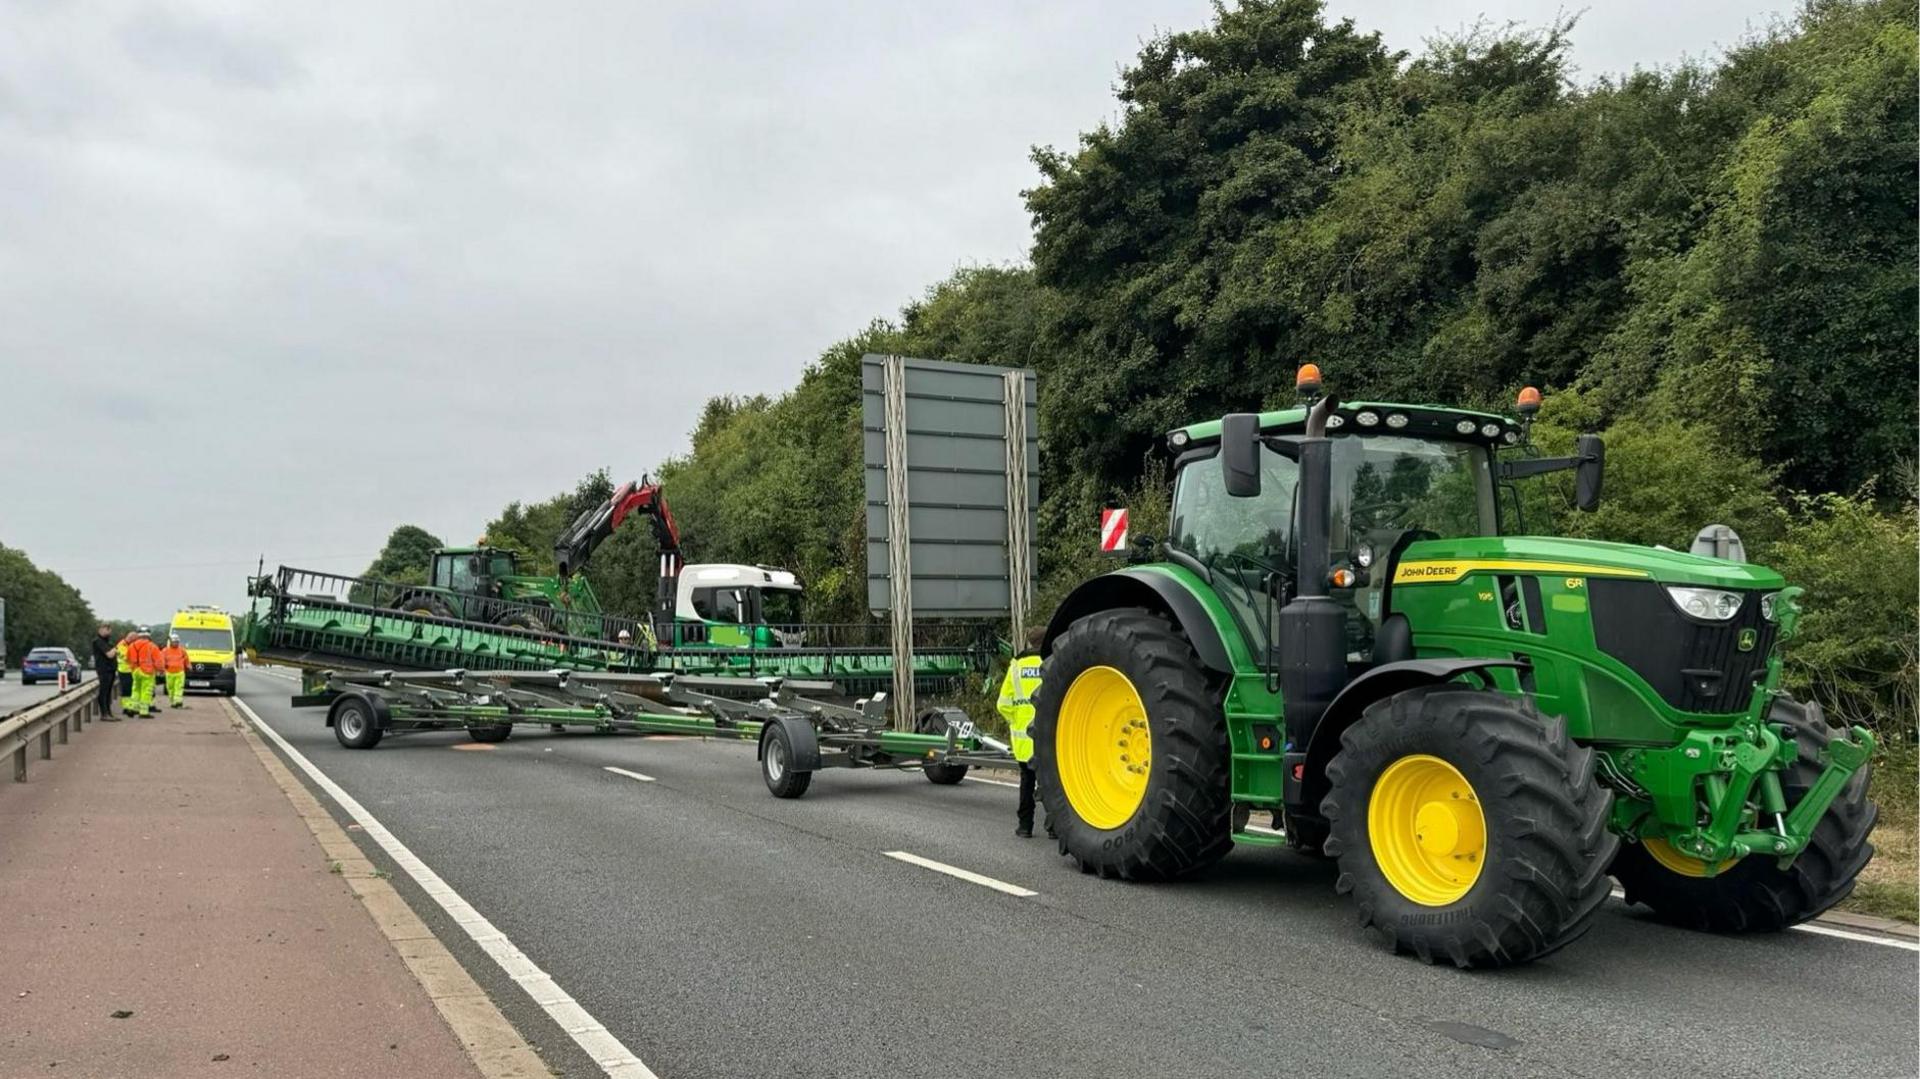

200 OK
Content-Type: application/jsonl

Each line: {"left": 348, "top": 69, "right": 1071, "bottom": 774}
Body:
{"left": 1328, "top": 435, "right": 1495, "bottom": 554}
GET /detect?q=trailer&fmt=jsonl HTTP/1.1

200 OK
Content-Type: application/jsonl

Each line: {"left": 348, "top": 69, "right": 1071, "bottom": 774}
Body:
{"left": 242, "top": 558, "right": 1006, "bottom": 798}
{"left": 298, "top": 666, "right": 1017, "bottom": 798}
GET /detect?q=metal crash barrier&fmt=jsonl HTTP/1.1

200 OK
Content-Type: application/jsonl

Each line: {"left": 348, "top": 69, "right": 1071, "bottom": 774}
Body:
{"left": 2, "top": 683, "right": 99, "bottom": 782}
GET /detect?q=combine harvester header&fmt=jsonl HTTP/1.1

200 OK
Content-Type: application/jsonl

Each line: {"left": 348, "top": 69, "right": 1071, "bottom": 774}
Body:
{"left": 239, "top": 475, "right": 1011, "bottom": 795}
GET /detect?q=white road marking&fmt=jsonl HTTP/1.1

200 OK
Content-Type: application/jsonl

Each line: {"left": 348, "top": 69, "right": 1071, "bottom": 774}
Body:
{"left": 1786, "top": 921, "right": 1919, "bottom": 951}
{"left": 1603, "top": 886, "right": 1915, "bottom": 951}
{"left": 885, "top": 850, "right": 1037, "bottom": 897}
{"left": 604, "top": 766, "right": 656, "bottom": 783}
{"left": 963, "top": 774, "right": 1018, "bottom": 788}
{"left": 232, "top": 696, "right": 659, "bottom": 1078}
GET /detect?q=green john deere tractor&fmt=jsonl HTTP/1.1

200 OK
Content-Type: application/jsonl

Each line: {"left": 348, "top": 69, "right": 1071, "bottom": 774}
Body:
{"left": 390, "top": 545, "right": 591, "bottom": 631}
{"left": 1035, "top": 373, "right": 1877, "bottom": 968}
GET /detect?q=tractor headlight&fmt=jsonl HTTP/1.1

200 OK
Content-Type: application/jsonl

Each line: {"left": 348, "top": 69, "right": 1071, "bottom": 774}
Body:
{"left": 1355, "top": 410, "right": 1380, "bottom": 428}
{"left": 1760, "top": 591, "right": 1780, "bottom": 621}
{"left": 1665, "top": 586, "right": 1744, "bottom": 621}
{"left": 1354, "top": 545, "right": 1374, "bottom": 569}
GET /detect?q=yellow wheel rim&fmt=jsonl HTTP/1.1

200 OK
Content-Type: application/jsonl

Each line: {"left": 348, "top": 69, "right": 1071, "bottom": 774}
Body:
{"left": 1056, "top": 665, "right": 1152, "bottom": 830}
{"left": 1642, "top": 837, "right": 1738, "bottom": 878}
{"left": 1368, "top": 754, "right": 1486, "bottom": 906}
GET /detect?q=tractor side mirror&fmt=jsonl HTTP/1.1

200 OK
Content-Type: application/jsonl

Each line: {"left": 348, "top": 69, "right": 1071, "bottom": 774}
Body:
{"left": 1221, "top": 413, "right": 1262, "bottom": 498}
{"left": 1575, "top": 434, "right": 1605, "bottom": 512}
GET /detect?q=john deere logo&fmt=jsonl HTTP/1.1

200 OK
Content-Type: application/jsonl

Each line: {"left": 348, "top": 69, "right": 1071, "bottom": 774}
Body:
{"left": 1737, "top": 628, "right": 1758, "bottom": 652}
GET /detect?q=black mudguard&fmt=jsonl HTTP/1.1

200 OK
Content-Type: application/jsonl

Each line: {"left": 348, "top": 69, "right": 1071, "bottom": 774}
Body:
{"left": 1294, "top": 658, "right": 1527, "bottom": 810}
{"left": 1042, "top": 569, "right": 1232, "bottom": 672}
{"left": 325, "top": 688, "right": 393, "bottom": 730}
{"left": 758, "top": 715, "right": 821, "bottom": 773}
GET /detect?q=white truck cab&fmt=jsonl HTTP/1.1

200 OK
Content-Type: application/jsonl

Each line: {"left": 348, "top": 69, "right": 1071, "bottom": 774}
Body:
{"left": 674, "top": 564, "right": 805, "bottom": 630}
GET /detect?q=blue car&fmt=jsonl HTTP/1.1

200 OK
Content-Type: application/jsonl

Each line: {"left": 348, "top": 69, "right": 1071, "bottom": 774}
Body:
{"left": 20, "top": 647, "right": 84, "bottom": 686}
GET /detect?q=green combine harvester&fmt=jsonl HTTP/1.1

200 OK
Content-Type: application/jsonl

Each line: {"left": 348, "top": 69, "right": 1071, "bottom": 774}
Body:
{"left": 243, "top": 477, "right": 990, "bottom": 697}
{"left": 1035, "top": 368, "right": 1877, "bottom": 967}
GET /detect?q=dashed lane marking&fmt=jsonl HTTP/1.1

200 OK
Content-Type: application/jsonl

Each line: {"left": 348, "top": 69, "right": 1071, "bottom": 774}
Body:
{"left": 604, "top": 766, "right": 656, "bottom": 783}
{"left": 885, "top": 850, "right": 1037, "bottom": 897}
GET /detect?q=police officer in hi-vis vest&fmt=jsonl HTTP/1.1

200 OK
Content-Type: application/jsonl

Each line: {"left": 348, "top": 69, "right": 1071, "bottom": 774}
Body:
{"left": 997, "top": 627, "right": 1053, "bottom": 839}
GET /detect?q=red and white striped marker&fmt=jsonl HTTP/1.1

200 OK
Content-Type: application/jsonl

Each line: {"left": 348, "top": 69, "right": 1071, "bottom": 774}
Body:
{"left": 1100, "top": 508, "right": 1129, "bottom": 552}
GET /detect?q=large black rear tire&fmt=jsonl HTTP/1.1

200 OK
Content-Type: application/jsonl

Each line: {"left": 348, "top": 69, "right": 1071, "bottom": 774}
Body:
{"left": 1610, "top": 698, "right": 1876, "bottom": 932}
{"left": 1322, "top": 687, "right": 1617, "bottom": 968}
{"left": 1033, "top": 608, "right": 1232, "bottom": 881}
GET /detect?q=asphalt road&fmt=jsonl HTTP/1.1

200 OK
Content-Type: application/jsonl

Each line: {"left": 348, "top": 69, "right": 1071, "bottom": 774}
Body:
{"left": 0, "top": 670, "right": 91, "bottom": 717}
{"left": 235, "top": 669, "right": 1919, "bottom": 1079}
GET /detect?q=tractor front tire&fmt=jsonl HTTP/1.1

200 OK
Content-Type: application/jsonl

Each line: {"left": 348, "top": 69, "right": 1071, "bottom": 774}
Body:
{"left": 1610, "top": 698, "right": 1876, "bottom": 932}
{"left": 1323, "top": 687, "right": 1616, "bottom": 968}
{"left": 1033, "top": 609, "right": 1232, "bottom": 881}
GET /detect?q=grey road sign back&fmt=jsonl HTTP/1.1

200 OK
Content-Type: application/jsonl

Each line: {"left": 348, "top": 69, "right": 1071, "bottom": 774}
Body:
{"left": 861, "top": 355, "right": 1037, "bottom": 618}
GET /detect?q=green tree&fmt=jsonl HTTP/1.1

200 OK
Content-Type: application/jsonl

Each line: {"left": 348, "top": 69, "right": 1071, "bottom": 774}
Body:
{"left": 1025, "top": 0, "right": 1399, "bottom": 493}
{"left": 359, "top": 525, "right": 445, "bottom": 586}
{"left": 0, "top": 544, "right": 98, "bottom": 662}
{"left": 1761, "top": 485, "right": 1919, "bottom": 735}
{"left": 1586, "top": 0, "right": 1918, "bottom": 492}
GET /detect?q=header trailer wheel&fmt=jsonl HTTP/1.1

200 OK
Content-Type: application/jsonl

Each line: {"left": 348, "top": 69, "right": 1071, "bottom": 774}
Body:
{"left": 760, "top": 717, "right": 818, "bottom": 798}
{"left": 330, "top": 694, "right": 385, "bottom": 750}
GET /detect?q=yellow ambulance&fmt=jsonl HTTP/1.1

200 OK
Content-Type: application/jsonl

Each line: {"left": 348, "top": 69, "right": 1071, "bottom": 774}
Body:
{"left": 169, "top": 605, "right": 238, "bottom": 696}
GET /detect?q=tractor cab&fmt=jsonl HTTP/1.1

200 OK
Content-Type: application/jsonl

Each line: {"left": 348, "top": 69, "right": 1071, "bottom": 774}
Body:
{"left": 1166, "top": 400, "right": 1576, "bottom": 665}
{"left": 428, "top": 546, "right": 523, "bottom": 599}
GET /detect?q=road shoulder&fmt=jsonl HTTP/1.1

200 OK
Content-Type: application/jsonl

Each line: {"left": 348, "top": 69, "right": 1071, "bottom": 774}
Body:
{"left": 230, "top": 699, "right": 555, "bottom": 1078}
{"left": 0, "top": 693, "right": 532, "bottom": 1077}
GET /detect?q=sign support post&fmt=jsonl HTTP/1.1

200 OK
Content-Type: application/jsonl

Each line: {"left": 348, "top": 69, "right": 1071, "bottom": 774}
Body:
{"left": 882, "top": 355, "right": 917, "bottom": 730}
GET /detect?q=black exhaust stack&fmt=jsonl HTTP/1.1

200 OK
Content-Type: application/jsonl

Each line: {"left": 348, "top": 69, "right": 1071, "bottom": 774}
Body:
{"left": 1279, "top": 396, "right": 1348, "bottom": 807}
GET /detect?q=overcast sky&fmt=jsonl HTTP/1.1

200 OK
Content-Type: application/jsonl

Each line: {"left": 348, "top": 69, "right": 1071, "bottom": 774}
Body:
{"left": 1, "top": 0, "right": 1791, "bottom": 620}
